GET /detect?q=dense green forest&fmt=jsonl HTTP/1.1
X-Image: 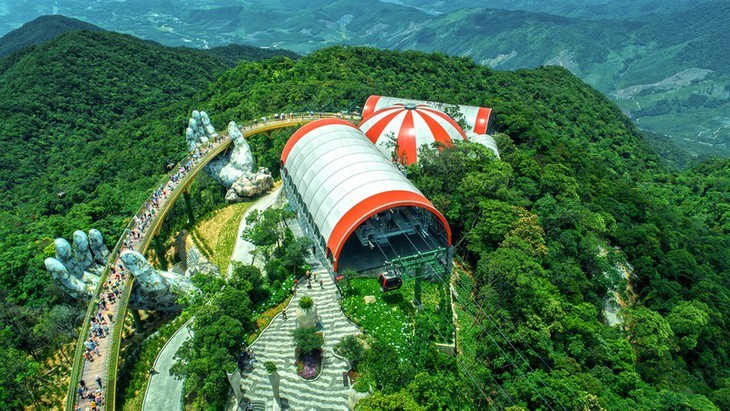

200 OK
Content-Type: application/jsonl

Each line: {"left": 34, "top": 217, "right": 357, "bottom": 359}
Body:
{"left": 0, "top": 29, "right": 728, "bottom": 409}
{"left": 190, "top": 47, "right": 729, "bottom": 409}
{"left": 0, "top": 29, "right": 292, "bottom": 408}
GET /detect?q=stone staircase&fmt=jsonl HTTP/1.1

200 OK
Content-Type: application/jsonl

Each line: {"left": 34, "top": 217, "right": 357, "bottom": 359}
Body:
{"left": 241, "top": 259, "right": 360, "bottom": 410}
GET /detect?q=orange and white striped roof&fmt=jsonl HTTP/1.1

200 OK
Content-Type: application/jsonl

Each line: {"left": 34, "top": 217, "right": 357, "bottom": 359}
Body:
{"left": 358, "top": 103, "right": 467, "bottom": 165}
{"left": 362, "top": 95, "right": 494, "bottom": 135}
{"left": 280, "top": 118, "right": 452, "bottom": 270}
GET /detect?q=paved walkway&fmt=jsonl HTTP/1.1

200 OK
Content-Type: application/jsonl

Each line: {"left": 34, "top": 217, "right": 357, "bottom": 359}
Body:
{"left": 76, "top": 274, "right": 122, "bottom": 410}
{"left": 227, "top": 186, "right": 283, "bottom": 277}
{"left": 142, "top": 321, "right": 194, "bottom": 411}
{"left": 240, "top": 256, "right": 360, "bottom": 410}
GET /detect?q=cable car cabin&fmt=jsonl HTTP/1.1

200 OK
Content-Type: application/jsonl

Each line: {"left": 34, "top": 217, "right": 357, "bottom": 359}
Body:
{"left": 378, "top": 272, "right": 403, "bottom": 292}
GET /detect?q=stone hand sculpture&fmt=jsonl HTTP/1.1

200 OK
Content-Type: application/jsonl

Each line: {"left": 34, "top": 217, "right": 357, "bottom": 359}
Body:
{"left": 44, "top": 258, "right": 93, "bottom": 300}
{"left": 89, "top": 229, "right": 110, "bottom": 264}
{"left": 45, "top": 230, "right": 108, "bottom": 299}
{"left": 185, "top": 110, "right": 217, "bottom": 151}
{"left": 121, "top": 250, "right": 200, "bottom": 311}
{"left": 197, "top": 119, "right": 255, "bottom": 187}
{"left": 184, "top": 112, "right": 273, "bottom": 202}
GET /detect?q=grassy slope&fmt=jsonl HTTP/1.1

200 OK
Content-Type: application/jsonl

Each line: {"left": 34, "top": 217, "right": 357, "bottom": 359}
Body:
{"left": 190, "top": 202, "right": 252, "bottom": 270}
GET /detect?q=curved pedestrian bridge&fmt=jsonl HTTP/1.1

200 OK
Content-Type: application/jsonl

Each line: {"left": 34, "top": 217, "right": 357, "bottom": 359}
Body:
{"left": 66, "top": 112, "right": 361, "bottom": 411}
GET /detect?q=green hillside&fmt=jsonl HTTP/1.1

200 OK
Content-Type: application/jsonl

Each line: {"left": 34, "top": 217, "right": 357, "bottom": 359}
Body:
{"left": 0, "top": 30, "right": 293, "bottom": 408}
{"left": 0, "top": 31, "right": 728, "bottom": 408}
{"left": 179, "top": 46, "right": 728, "bottom": 409}
{"left": 0, "top": 15, "right": 104, "bottom": 57}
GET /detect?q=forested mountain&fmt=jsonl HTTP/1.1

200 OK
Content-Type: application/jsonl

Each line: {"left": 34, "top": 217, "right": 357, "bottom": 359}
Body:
{"left": 0, "top": 15, "right": 103, "bottom": 57}
{"left": 0, "top": 29, "right": 292, "bottom": 408}
{"left": 2, "top": 1, "right": 726, "bottom": 159}
{"left": 390, "top": 0, "right": 714, "bottom": 19}
{"left": 192, "top": 46, "right": 729, "bottom": 409}
{"left": 0, "top": 14, "right": 299, "bottom": 68}
{"left": 1, "top": 27, "right": 728, "bottom": 408}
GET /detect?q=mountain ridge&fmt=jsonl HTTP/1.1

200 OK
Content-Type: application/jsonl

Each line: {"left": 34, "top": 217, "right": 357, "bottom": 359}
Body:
{"left": 0, "top": 14, "right": 104, "bottom": 57}
{"left": 0, "top": 28, "right": 728, "bottom": 409}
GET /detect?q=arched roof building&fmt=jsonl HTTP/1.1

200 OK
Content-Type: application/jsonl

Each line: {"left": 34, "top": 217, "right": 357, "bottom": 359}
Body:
{"left": 467, "top": 132, "right": 500, "bottom": 159}
{"left": 362, "top": 95, "right": 494, "bottom": 135}
{"left": 358, "top": 103, "right": 467, "bottom": 165}
{"left": 281, "top": 119, "right": 452, "bottom": 272}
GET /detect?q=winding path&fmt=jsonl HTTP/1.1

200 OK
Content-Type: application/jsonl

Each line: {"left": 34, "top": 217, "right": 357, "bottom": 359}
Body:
{"left": 143, "top": 185, "right": 286, "bottom": 409}
{"left": 142, "top": 321, "right": 194, "bottom": 411}
{"left": 66, "top": 113, "right": 361, "bottom": 411}
{"left": 241, "top": 255, "right": 360, "bottom": 410}
{"left": 227, "top": 185, "right": 283, "bottom": 277}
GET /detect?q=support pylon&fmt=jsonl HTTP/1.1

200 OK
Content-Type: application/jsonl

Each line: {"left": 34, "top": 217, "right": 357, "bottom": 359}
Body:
{"left": 183, "top": 189, "right": 195, "bottom": 226}
{"left": 153, "top": 236, "right": 167, "bottom": 270}
{"left": 130, "top": 310, "right": 144, "bottom": 332}
{"left": 414, "top": 265, "right": 423, "bottom": 309}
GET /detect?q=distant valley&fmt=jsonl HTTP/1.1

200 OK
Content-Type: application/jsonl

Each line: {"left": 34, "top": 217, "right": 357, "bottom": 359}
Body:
{"left": 0, "top": 0, "right": 727, "bottom": 160}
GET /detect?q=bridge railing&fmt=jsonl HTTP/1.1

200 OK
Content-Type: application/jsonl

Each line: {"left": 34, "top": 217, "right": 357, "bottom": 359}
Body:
{"left": 64, "top": 216, "right": 133, "bottom": 410}
{"left": 66, "top": 112, "right": 360, "bottom": 410}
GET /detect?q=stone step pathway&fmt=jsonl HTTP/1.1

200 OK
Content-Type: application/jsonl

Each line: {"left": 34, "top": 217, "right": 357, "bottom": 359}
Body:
{"left": 241, "top": 258, "right": 360, "bottom": 410}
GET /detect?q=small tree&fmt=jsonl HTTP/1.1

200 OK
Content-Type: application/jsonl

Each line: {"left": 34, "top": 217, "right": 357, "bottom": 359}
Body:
{"left": 340, "top": 269, "right": 357, "bottom": 297}
{"left": 298, "top": 296, "right": 314, "bottom": 310}
{"left": 293, "top": 327, "right": 324, "bottom": 356}
{"left": 334, "top": 335, "right": 365, "bottom": 370}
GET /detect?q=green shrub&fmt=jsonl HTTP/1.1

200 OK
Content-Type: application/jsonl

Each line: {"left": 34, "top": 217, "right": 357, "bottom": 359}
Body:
{"left": 293, "top": 327, "right": 324, "bottom": 355}
{"left": 334, "top": 335, "right": 365, "bottom": 370}
{"left": 264, "top": 361, "right": 277, "bottom": 374}
{"left": 298, "top": 296, "right": 314, "bottom": 310}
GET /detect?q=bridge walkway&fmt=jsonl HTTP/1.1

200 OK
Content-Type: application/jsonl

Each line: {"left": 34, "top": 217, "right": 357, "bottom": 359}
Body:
{"left": 66, "top": 113, "right": 360, "bottom": 410}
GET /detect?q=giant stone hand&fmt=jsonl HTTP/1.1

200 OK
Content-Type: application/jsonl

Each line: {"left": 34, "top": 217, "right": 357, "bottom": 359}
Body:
{"left": 185, "top": 111, "right": 256, "bottom": 186}
{"left": 89, "top": 229, "right": 110, "bottom": 264}
{"left": 121, "top": 250, "right": 200, "bottom": 311}
{"left": 184, "top": 111, "right": 273, "bottom": 203}
{"left": 46, "top": 230, "right": 108, "bottom": 299}
{"left": 44, "top": 258, "right": 93, "bottom": 300}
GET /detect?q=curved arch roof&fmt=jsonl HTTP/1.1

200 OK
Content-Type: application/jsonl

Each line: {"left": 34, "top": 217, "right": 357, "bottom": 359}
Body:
{"left": 363, "top": 95, "right": 494, "bottom": 135}
{"left": 281, "top": 119, "right": 452, "bottom": 270}
{"left": 467, "top": 132, "right": 500, "bottom": 159}
{"left": 358, "top": 103, "right": 467, "bottom": 166}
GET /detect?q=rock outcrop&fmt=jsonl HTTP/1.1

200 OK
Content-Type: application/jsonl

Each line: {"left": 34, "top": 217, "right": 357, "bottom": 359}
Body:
{"left": 225, "top": 167, "right": 274, "bottom": 203}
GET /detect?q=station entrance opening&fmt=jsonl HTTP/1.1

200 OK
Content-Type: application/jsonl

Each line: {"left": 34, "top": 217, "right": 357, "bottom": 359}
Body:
{"left": 337, "top": 206, "right": 449, "bottom": 275}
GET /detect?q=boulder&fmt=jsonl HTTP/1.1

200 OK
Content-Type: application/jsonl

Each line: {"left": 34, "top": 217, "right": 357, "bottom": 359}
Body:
{"left": 232, "top": 177, "right": 257, "bottom": 197}
{"left": 225, "top": 189, "right": 241, "bottom": 203}
{"left": 225, "top": 167, "right": 274, "bottom": 203}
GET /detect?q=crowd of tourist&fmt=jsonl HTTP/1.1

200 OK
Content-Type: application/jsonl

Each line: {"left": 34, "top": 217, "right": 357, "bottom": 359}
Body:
{"left": 72, "top": 112, "right": 348, "bottom": 410}
{"left": 73, "top": 129, "right": 229, "bottom": 410}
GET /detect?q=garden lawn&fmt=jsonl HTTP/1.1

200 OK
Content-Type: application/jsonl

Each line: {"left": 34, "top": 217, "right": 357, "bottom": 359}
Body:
{"left": 342, "top": 276, "right": 454, "bottom": 355}
{"left": 189, "top": 202, "right": 251, "bottom": 269}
